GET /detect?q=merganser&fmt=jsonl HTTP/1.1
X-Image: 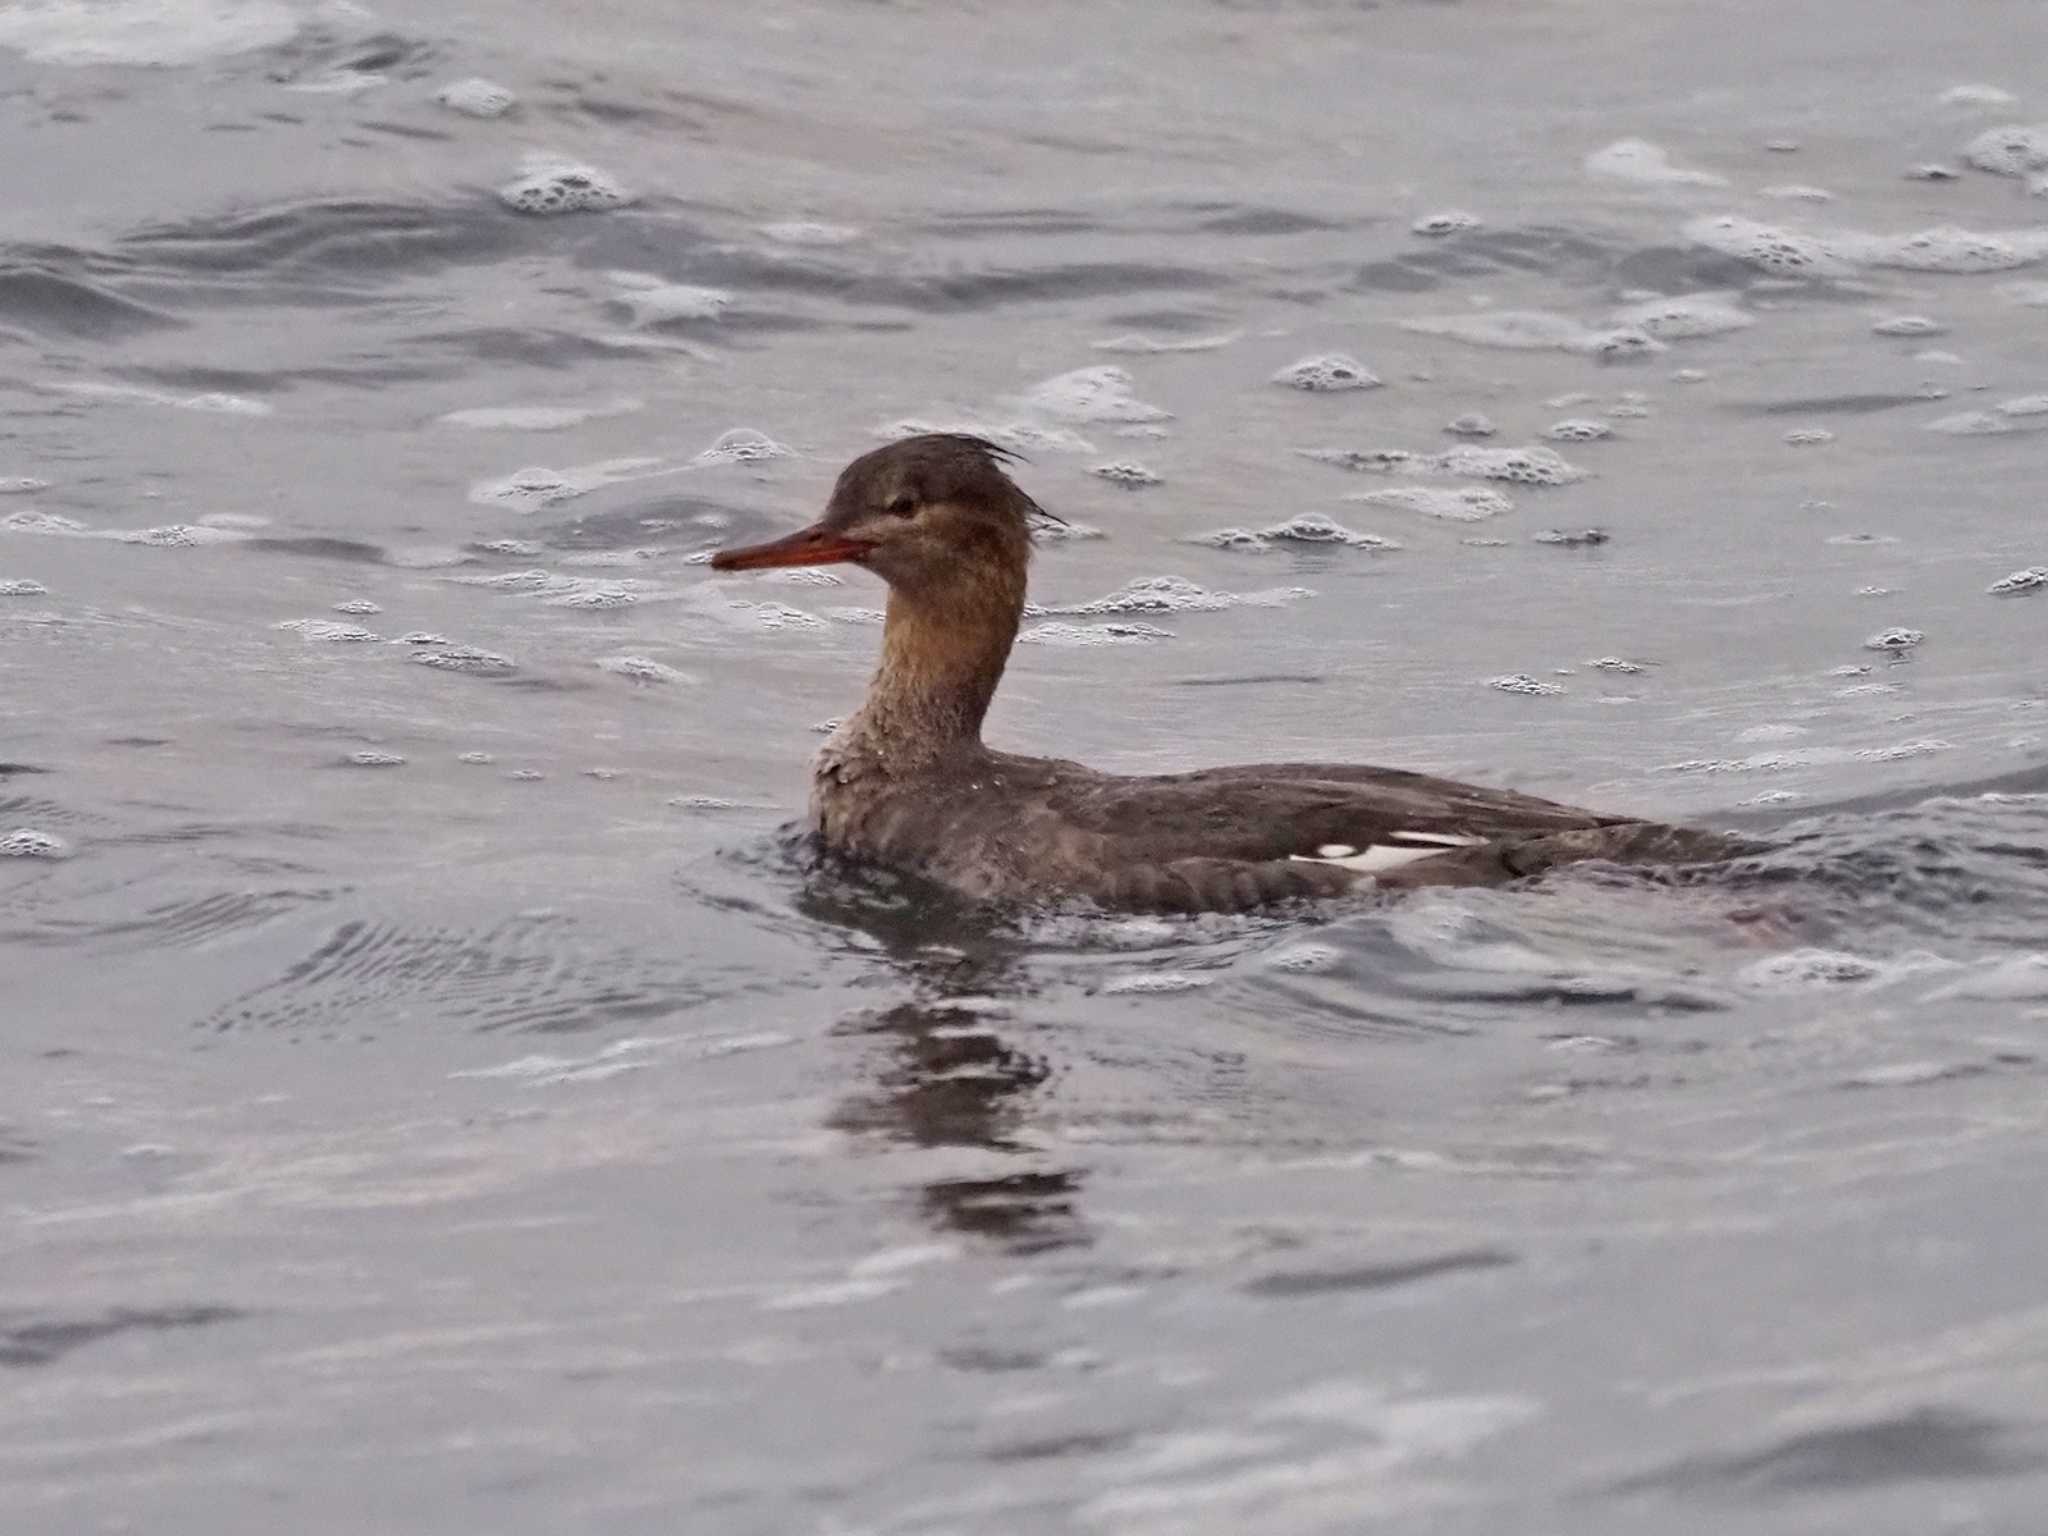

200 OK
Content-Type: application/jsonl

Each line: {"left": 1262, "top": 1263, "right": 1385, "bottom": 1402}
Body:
{"left": 711, "top": 433, "right": 1735, "bottom": 912}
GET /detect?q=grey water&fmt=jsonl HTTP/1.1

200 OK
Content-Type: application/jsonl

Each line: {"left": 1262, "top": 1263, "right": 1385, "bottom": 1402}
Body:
{"left": 4, "top": 1, "right": 2048, "bottom": 1531}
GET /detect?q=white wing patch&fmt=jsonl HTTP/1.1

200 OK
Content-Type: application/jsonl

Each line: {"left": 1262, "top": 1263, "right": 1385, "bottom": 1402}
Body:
{"left": 1290, "top": 830, "right": 1488, "bottom": 874}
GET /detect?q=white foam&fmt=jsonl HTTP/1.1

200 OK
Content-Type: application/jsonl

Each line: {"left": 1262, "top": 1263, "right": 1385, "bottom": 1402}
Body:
{"left": 1684, "top": 215, "right": 1852, "bottom": 277}
{"left": 435, "top": 77, "right": 516, "bottom": 117}
{"left": 1924, "top": 410, "right": 2018, "bottom": 436}
{"left": 276, "top": 619, "right": 379, "bottom": 642}
{"left": 597, "top": 655, "right": 694, "bottom": 684}
{"left": 1872, "top": 315, "right": 1945, "bottom": 337}
{"left": 52, "top": 381, "right": 271, "bottom": 415}
{"left": 1944, "top": 84, "right": 2020, "bottom": 109}
{"left": 1488, "top": 674, "right": 1564, "bottom": 696}
{"left": 1761, "top": 184, "right": 1832, "bottom": 202}
{"left": 878, "top": 418, "right": 1094, "bottom": 455}
{"left": 0, "top": 478, "right": 47, "bottom": 494}
{"left": 1988, "top": 567, "right": 2048, "bottom": 596}
{"left": 412, "top": 646, "right": 515, "bottom": 675}
{"left": 1864, "top": 626, "right": 1925, "bottom": 651}
{"left": 1091, "top": 332, "right": 1236, "bottom": 355}
{"left": 1301, "top": 444, "right": 1586, "bottom": 487}
{"left": 1411, "top": 210, "right": 1481, "bottom": 236}
{"left": 1401, "top": 310, "right": 1663, "bottom": 358}
{"left": 0, "top": 0, "right": 298, "bottom": 66}
{"left": 0, "top": 828, "right": 66, "bottom": 858}
{"left": 1443, "top": 413, "right": 1496, "bottom": 437}
{"left": 1048, "top": 575, "right": 1307, "bottom": 616}
{"left": 1090, "top": 462, "right": 1162, "bottom": 488}
{"left": 1270, "top": 354, "right": 1380, "bottom": 392}
{"left": 468, "top": 456, "right": 664, "bottom": 513}
{"left": 606, "top": 270, "right": 730, "bottom": 323}
{"left": 1017, "top": 621, "right": 1174, "bottom": 646}
{"left": 1608, "top": 292, "right": 1754, "bottom": 339}
{"left": 1585, "top": 138, "right": 1728, "bottom": 187}
{"left": 1024, "top": 366, "right": 1171, "bottom": 425}
{"left": 692, "top": 427, "right": 792, "bottom": 466}
{"left": 1343, "top": 486, "right": 1513, "bottom": 521}
{"left": 2, "top": 509, "right": 246, "bottom": 546}
{"left": 345, "top": 750, "right": 406, "bottom": 768}
{"left": 1963, "top": 123, "right": 2048, "bottom": 177}
{"left": 499, "top": 158, "right": 634, "bottom": 215}
{"left": 1783, "top": 427, "right": 1834, "bottom": 446}
{"left": 0, "top": 578, "right": 48, "bottom": 596}
{"left": 437, "top": 397, "right": 641, "bottom": 431}
{"left": 1544, "top": 418, "right": 1611, "bottom": 442}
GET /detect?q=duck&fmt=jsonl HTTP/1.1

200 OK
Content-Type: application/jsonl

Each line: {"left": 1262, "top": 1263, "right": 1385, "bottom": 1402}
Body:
{"left": 711, "top": 433, "right": 1738, "bottom": 913}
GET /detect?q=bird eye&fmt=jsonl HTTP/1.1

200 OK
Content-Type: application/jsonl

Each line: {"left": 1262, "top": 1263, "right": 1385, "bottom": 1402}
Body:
{"left": 884, "top": 492, "right": 918, "bottom": 518}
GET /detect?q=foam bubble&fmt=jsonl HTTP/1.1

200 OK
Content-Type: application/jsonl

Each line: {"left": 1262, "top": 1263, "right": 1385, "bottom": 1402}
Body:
{"left": 1739, "top": 949, "right": 1883, "bottom": 988}
{"left": 1872, "top": 315, "right": 1945, "bottom": 337}
{"left": 878, "top": 418, "right": 1094, "bottom": 455}
{"left": 1302, "top": 444, "right": 1586, "bottom": 487}
{"left": 1760, "top": 184, "right": 1832, "bottom": 203}
{"left": 0, "top": 578, "right": 48, "bottom": 596}
{"left": 438, "top": 397, "right": 642, "bottom": 431}
{"left": 412, "top": 646, "right": 516, "bottom": 675}
{"left": 1090, "top": 462, "right": 1162, "bottom": 489}
{"left": 544, "top": 586, "right": 636, "bottom": 609}
{"left": 55, "top": 381, "right": 271, "bottom": 415}
{"left": 1444, "top": 413, "right": 1497, "bottom": 438}
{"left": 1846, "top": 224, "right": 2048, "bottom": 273}
{"left": 1270, "top": 354, "right": 1380, "bottom": 392}
{"left": 1050, "top": 575, "right": 1307, "bottom": 615}
{"left": 726, "top": 600, "right": 825, "bottom": 631}
{"left": 1585, "top": 138, "right": 1727, "bottom": 188}
{"left": 1998, "top": 394, "right": 2048, "bottom": 417}
{"left": 1608, "top": 292, "right": 1754, "bottom": 339}
{"left": 0, "top": 828, "right": 65, "bottom": 858}
{"left": 607, "top": 270, "right": 731, "bottom": 324}
{"left": 1411, "top": 210, "right": 1481, "bottom": 236}
{"left": 1589, "top": 657, "right": 1645, "bottom": 674}
{"left": 331, "top": 598, "right": 381, "bottom": 615}
{"left": 1988, "top": 567, "right": 2048, "bottom": 596}
{"left": 1963, "top": 123, "right": 2048, "bottom": 177}
{"left": 1024, "top": 366, "right": 1171, "bottom": 424}
{"left": 1544, "top": 418, "right": 1611, "bottom": 442}
{"left": 1489, "top": 674, "right": 1564, "bottom": 695}
{"left": 1684, "top": 215, "right": 1851, "bottom": 277}
{"left": 436, "top": 77, "right": 516, "bottom": 117}
{"left": 0, "top": 477, "right": 46, "bottom": 494}
{"left": 1924, "top": 410, "right": 2017, "bottom": 436}
{"left": 469, "top": 456, "right": 662, "bottom": 513}
{"left": 2, "top": 509, "right": 246, "bottom": 547}
{"left": 345, "top": 751, "right": 406, "bottom": 768}
{"left": 0, "top": 0, "right": 299, "bottom": 66}
{"left": 1783, "top": 427, "right": 1834, "bottom": 446}
{"left": 1905, "top": 163, "right": 1963, "bottom": 181}
{"left": 1864, "top": 626, "right": 1924, "bottom": 651}
{"left": 276, "top": 619, "right": 379, "bottom": 642}
{"left": 498, "top": 159, "right": 634, "bottom": 215}
{"left": 1945, "top": 84, "right": 2020, "bottom": 109}
{"left": 1091, "top": 333, "right": 1236, "bottom": 355}
{"left": 692, "top": 427, "right": 792, "bottom": 466}
{"left": 1402, "top": 310, "right": 1664, "bottom": 358}
{"left": 1017, "top": 621, "right": 1174, "bottom": 646}
{"left": 1434, "top": 445, "right": 1588, "bottom": 486}
{"left": 1533, "top": 527, "right": 1610, "bottom": 546}
{"left": 1343, "top": 486, "right": 1513, "bottom": 521}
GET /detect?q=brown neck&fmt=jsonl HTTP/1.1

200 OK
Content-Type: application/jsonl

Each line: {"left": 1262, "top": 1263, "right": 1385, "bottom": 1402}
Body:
{"left": 839, "top": 566, "right": 1025, "bottom": 766}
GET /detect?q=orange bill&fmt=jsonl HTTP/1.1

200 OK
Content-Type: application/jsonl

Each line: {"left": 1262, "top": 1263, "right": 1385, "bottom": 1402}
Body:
{"left": 710, "top": 522, "right": 870, "bottom": 571}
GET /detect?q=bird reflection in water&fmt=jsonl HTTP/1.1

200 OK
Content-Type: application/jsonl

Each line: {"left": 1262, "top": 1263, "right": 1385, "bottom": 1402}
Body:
{"left": 796, "top": 860, "right": 1089, "bottom": 1254}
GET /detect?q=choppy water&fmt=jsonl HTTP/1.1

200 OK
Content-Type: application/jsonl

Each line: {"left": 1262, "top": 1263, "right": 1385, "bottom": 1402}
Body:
{"left": 6, "top": 2, "right": 2048, "bottom": 1531}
